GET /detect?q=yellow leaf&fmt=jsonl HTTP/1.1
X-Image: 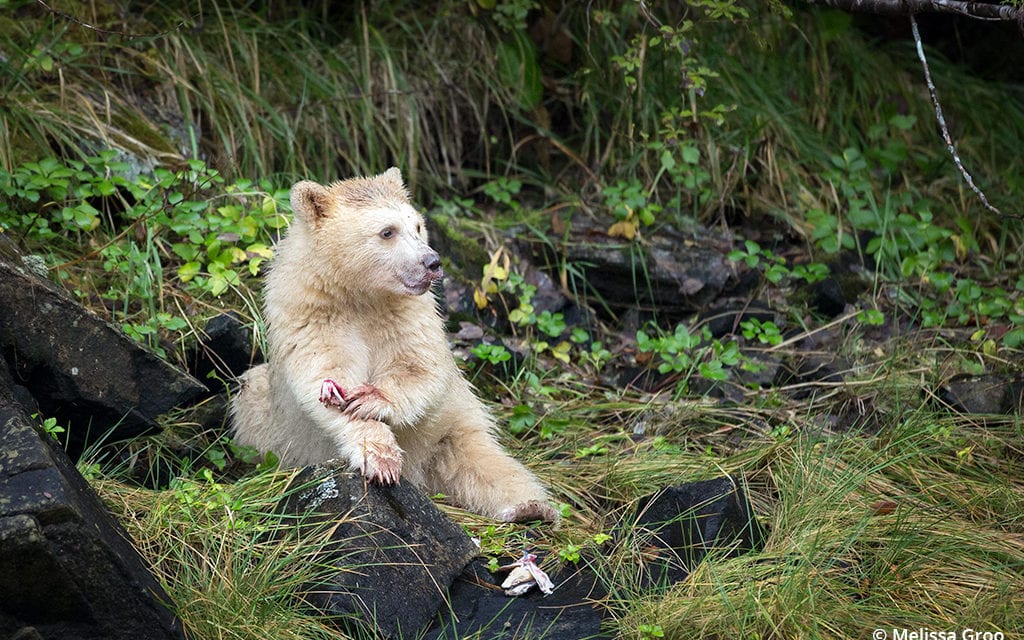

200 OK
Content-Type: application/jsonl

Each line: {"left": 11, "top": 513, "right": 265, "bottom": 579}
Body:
{"left": 951, "top": 234, "right": 968, "bottom": 261}
{"left": 607, "top": 221, "right": 636, "bottom": 240}
{"left": 245, "top": 243, "right": 274, "bottom": 259}
{"left": 473, "top": 288, "right": 489, "bottom": 310}
{"left": 261, "top": 195, "right": 277, "bottom": 216}
{"left": 489, "top": 265, "right": 508, "bottom": 281}
{"left": 551, "top": 341, "right": 572, "bottom": 363}
{"left": 228, "top": 247, "right": 248, "bottom": 264}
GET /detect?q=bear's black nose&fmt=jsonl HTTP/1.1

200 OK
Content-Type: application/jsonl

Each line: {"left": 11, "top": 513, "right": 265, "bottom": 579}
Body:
{"left": 423, "top": 251, "right": 442, "bottom": 273}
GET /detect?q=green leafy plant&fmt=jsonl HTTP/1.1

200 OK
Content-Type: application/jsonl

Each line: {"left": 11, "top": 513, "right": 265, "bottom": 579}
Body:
{"left": 508, "top": 403, "right": 538, "bottom": 435}
{"left": 0, "top": 153, "right": 289, "bottom": 355}
{"left": 604, "top": 178, "right": 661, "bottom": 240}
{"left": 636, "top": 323, "right": 706, "bottom": 376}
{"left": 483, "top": 177, "right": 524, "bottom": 212}
{"left": 636, "top": 321, "right": 749, "bottom": 392}
{"left": 858, "top": 309, "right": 886, "bottom": 326}
{"left": 638, "top": 623, "right": 665, "bottom": 639}
{"left": 557, "top": 542, "right": 581, "bottom": 564}
{"left": 740, "top": 318, "right": 783, "bottom": 346}
{"left": 476, "top": 257, "right": 607, "bottom": 369}
{"left": 37, "top": 415, "right": 66, "bottom": 440}
{"left": 727, "top": 239, "right": 829, "bottom": 285}
{"left": 470, "top": 342, "right": 513, "bottom": 365}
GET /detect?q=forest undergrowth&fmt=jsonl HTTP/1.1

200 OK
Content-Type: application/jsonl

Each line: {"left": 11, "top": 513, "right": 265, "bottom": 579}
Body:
{"left": 1, "top": 1, "right": 1023, "bottom": 638}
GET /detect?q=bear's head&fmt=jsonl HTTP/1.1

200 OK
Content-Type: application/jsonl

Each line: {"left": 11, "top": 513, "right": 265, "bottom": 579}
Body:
{"left": 289, "top": 168, "right": 442, "bottom": 297}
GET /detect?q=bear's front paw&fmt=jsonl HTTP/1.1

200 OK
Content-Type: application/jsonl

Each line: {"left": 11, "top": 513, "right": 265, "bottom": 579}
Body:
{"left": 360, "top": 441, "right": 403, "bottom": 485}
{"left": 344, "top": 383, "right": 392, "bottom": 422}
{"left": 499, "top": 500, "right": 559, "bottom": 524}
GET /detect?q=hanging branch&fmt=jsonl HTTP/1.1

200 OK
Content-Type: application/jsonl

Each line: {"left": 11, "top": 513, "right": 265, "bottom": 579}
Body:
{"left": 36, "top": 0, "right": 197, "bottom": 40}
{"left": 807, "top": 0, "right": 1022, "bottom": 21}
{"left": 910, "top": 14, "right": 1004, "bottom": 216}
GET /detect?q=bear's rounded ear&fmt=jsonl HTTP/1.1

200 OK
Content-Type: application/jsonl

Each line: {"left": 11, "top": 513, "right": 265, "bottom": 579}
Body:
{"left": 382, "top": 167, "right": 404, "bottom": 185}
{"left": 290, "top": 180, "right": 333, "bottom": 226}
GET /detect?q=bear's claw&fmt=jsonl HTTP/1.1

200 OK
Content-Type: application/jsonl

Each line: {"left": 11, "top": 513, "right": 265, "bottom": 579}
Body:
{"left": 499, "top": 500, "right": 559, "bottom": 523}
{"left": 319, "top": 379, "right": 347, "bottom": 409}
{"left": 362, "top": 443, "right": 403, "bottom": 484}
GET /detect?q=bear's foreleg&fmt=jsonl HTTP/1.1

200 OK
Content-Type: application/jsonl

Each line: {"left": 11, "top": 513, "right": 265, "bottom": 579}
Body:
{"left": 329, "top": 416, "right": 404, "bottom": 484}
{"left": 341, "top": 383, "right": 392, "bottom": 420}
{"left": 281, "top": 359, "right": 405, "bottom": 483}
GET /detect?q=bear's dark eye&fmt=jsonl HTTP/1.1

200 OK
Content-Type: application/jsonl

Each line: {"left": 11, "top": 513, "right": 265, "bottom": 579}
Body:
{"left": 416, "top": 223, "right": 422, "bottom": 235}
{"left": 380, "top": 227, "right": 395, "bottom": 240}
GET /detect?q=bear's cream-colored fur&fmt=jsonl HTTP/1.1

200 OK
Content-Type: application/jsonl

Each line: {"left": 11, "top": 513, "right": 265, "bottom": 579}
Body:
{"left": 230, "top": 168, "right": 556, "bottom": 522}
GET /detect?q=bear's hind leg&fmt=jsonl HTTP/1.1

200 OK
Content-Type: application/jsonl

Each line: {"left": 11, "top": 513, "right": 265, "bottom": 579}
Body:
{"left": 230, "top": 364, "right": 272, "bottom": 449}
{"left": 423, "top": 421, "right": 557, "bottom": 523}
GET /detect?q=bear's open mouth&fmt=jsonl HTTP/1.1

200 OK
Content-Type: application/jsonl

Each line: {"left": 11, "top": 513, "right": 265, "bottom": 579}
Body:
{"left": 400, "top": 269, "right": 442, "bottom": 295}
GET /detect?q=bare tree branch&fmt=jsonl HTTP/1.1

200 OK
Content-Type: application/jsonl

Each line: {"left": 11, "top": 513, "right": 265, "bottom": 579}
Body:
{"left": 806, "top": 0, "right": 1022, "bottom": 21}
{"left": 35, "top": 0, "right": 197, "bottom": 39}
{"left": 909, "top": 14, "right": 1004, "bottom": 215}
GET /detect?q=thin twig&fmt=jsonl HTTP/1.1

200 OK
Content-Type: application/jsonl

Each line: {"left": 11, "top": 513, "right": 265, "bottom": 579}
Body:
{"left": 910, "top": 14, "right": 1003, "bottom": 216}
{"left": 36, "top": 0, "right": 197, "bottom": 40}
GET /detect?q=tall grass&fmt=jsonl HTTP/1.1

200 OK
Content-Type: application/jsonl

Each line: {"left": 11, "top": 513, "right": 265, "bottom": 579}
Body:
{"left": 5, "top": 1, "right": 1022, "bottom": 237}
{"left": 610, "top": 410, "right": 1024, "bottom": 638}
{"left": 94, "top": 469, "right": 349, "bottom": 640}
{"left": 1, "top": 1, "right": 533, "bottom": 190}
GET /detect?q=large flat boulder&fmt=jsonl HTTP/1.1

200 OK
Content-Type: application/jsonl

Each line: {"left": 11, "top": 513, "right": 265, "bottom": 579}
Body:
{"left": 280, "top": 464, "right": 480, "bottom": 639}
{"left": 0, "top": 362, "right": 184, "bottom": 640}
{"left": 0, "top": 237, "right": 206, "bottom": 455}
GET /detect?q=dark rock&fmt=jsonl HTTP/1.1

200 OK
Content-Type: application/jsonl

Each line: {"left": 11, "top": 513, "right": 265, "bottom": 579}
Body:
{"left": 185, "top": 312, "right": 262, "bottom": 392}
{"left": 0, "top": 238, "right": 207, "bottom": 456}
{"left": 441, "top": 273, "right": 480, "bottom": 329}
{"left": 731, "top": 351, "right": 783, "bottom": 390}
{"left": 519, "top": 256, "right": 570, "bottom": 316}
{"left": 809, "top": 277, "right": 847, "bottom": 318}
{"left": 793, "top": 355, "right": 848, "bottom": 386}
{"left": 626, "top": 476, "right": 765, "bottom": 588}
{"left": 0, "top": 364, "right": 184, "bottom": 640}
{"left": 428, "top": 211, "right": 493, "bottom": 288}
{"left": 937, "top": 373, "right": 1024, "bottom": 415}
{"left": 279, "top": 463, "right": 480, "bottom": 639}
{"left": 424, "top": 558, "right": 611, "bottom": 640}
{"left": 530, "top": 215, "right": 733, "bottom": 317}
{"left": 9, "top": 625, "right": 45, "bottom": 640}
{"left": 830, "top": 397, "right": 884, "bottom": 434}
{"left": 779, "top": 354, "right": 850, "bottom": 399}
{"left": 615, "top": 365, "right": 664, "bottom": 394}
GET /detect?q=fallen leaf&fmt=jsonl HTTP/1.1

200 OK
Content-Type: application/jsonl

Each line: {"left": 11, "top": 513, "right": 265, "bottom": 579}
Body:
{"left": 870, "top": 500, "right": 898, "bottom": 516}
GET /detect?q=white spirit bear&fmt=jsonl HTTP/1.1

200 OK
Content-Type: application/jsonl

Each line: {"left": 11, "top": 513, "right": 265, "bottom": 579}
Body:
{"left": 230, "top": 168, "right": 557, "bottom": 523}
